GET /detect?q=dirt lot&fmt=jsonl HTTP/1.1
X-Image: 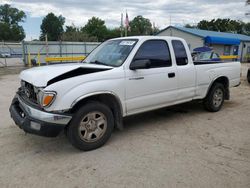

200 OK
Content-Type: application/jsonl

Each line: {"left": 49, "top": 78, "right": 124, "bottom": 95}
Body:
{"left": 0, "top": 64, "right": 250, "bottom": 188}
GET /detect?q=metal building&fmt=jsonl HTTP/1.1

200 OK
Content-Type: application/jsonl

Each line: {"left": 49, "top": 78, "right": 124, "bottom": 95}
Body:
{"left": 156, "top": 26, "right": 250, "bottom": 62}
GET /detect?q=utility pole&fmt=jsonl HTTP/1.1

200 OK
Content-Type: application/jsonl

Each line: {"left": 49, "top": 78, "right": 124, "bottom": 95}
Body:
{"left": 125, "top": 10, "right": 127, "bottom": 37}
{"left": 125, "top": 26, "right": 127, "bottom": 37}
{"left": 45, "top": 34, "right": 49, "bottom": 65}
{"left": 120, "top": 13, "right": 123, "bottom": 37}
{"left": 153, "top": 22, "right": 156, "bottom": 35}
{"left": 170, "top": 15, "right": 172, "bottom": 36}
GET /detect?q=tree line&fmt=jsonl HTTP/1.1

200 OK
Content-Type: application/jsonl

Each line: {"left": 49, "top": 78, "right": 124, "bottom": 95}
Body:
{"left": 40, "top": 13, "right": 158, "bottom": 42}
{"left": 0, "top": 4, "right": 26, "bottom": 41}
{"left": 185, "top": 19, "right": 250, "bottom": 36}
{"left": 0, "top": 3, "right": 249, "bottom": 42}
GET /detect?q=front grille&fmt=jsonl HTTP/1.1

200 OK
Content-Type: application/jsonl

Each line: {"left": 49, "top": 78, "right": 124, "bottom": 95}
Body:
{"left": 20, "top": 81, "right": 38, "bottom": 104}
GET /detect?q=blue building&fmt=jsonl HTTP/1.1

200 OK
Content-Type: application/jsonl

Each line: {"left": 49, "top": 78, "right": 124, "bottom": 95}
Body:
{"left": 157, "top": 26, "right": 250, "bottom": 62}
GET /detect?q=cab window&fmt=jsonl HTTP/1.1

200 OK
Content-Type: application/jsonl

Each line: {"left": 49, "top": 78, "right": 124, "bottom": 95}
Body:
{"left": 133, "top": 40, "right": 172, "bottom": 68}
{"left": 172, "top": 40, "right": 188, "bottom": 66}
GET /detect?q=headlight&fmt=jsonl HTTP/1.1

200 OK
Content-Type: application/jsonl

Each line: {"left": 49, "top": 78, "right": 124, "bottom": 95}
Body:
{"left": 38, "top": 91, "right": 56, "bottom": 107}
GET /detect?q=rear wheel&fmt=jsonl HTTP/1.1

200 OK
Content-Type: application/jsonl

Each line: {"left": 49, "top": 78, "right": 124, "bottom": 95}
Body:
{"left": 203, "top": 83, "right": 225, "bottom": 112}
{"left": 67, "top": 101, "right": 114, "bottom": 151}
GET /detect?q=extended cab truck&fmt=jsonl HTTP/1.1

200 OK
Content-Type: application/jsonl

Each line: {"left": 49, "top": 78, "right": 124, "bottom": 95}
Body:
{"left": 9, "top": 36, "right": 241, "bottom": 151}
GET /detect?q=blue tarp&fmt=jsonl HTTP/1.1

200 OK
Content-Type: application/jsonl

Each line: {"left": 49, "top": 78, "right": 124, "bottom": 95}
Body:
{"left": 205, "top": 36, "right": 240, "bottom": 45}
{"left": 193, "top": 46, "right": 212, "bottom": 52}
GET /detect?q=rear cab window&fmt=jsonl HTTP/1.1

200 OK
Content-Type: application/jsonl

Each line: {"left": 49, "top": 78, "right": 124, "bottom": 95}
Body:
{"left": 172, "top": 40, "right": 188, "bottom": 66}
{"left": 133, "top": 40, "right": 172, "bottom": 68}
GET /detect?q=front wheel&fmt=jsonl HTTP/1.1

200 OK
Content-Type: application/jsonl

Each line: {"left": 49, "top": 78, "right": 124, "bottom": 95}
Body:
{"left": 67, "top": 101, "right": 114, "bottom": 151}
{"left": 203, "top": 83, "right": 225, "bottom": 112}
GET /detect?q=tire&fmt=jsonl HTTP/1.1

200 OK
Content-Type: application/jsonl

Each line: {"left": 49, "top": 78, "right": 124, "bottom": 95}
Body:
{"left": 67, "top": 101, "right": 114, "bottom": 151}
{"left": 203, "top": 83, "right": 225, "bottom": 112}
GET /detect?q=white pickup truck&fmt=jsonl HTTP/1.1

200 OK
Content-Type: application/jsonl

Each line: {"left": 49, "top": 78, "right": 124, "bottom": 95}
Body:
{"left": 10, "top": 36, "right": 241, "bottom": 151}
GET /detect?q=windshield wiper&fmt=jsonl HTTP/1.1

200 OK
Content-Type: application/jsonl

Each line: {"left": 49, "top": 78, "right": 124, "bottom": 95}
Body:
{"left": 89, "top": 60, "right": 113, "bottom": 67}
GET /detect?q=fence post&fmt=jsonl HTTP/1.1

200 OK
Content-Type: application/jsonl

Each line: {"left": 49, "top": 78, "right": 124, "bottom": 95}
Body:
{"left": 60, "top": 40, "right": 62, "bottom": 63}
{"left": 45, "top": 34, "right": 49, "bottom": 65}
{"left": 60, "top": 40, "right": 62, "bottom": 57}
{"left": 84, "top": 42, "right": 87, "bottom": 56}
{"left": 21, "top": 40, "right": 26, "bottom": 65}
{"left": 37, "top": 51, "right": 41, "bottom": 66}
{"left": 28, "top": 52, "right": 31, "bottom": 67}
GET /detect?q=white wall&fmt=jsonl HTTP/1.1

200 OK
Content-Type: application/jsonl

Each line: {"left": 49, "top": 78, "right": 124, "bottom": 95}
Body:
{"left": 241, "top": 41, "right": 250, "bottom": 62}
{"left": 157, "top": 28, "right": 250, "bottom": 61}
{"left": 157, "top": 28, "right": 204, "bottom": 51}
{"left": 210, "top": 44, "right": 224, "bottom": 55}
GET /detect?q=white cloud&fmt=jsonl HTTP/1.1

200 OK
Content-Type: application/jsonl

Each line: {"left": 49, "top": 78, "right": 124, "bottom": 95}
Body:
{"left": 1, "top": 0, "right": 249, "bottom": 29}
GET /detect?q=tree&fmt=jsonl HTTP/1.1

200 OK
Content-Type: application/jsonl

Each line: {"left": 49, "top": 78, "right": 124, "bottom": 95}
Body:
{"left": 129, "top": 15, "right": 153, "bottom": 35}
{"left": 197, "top": 19, "right": 241, "bottom": 32}
{"left": 62, "top": 24, "right": 121, "bottom": 42}
{"left": 65, "top": 25, "right": 77, "bottom": 33}
{"left": 0, "top": 4, "right": 26, "bottom": 41}
{"left": 62, "top": 25, "right": 98, "bottom": 42}
{"left": 184, "top": 24, "right": 196, "bottom": 29}
{"left": 105, "top": 28, "right": 121, "bottom": 39}
{"left": 246, "top": 0, "right": 250, "bottom": 15}
{"left": 40, "top": 13, "right": 65, "bottom": 41}
{"left": 82, "top": 17, "right": 107, "bottom": 42}
{"left": 244, "top": 23, "right": 250, "bottom": 35}
{"left": 185, "top": 19, "right": 250, "bottom": 36}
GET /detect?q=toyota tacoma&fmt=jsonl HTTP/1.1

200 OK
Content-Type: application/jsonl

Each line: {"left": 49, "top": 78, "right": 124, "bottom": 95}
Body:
{"left": 10, "top": 36, "right": 241, "bottom": 151}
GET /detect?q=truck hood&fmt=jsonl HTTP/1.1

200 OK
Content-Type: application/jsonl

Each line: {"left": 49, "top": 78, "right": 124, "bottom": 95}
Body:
{"left": 20, "top": 63, "right": 112, "bottom": 87}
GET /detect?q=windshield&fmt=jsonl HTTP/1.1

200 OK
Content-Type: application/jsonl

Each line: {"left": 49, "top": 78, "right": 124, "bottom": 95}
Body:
{"left": 83, "top": 39, "right": 138, "bottom": 67}
{"left": 198, "top": 52, "right": 212, "bottom": 60}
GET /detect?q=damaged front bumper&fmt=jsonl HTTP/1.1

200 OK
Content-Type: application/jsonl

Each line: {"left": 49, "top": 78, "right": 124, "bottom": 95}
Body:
{"left": 9, "top": 94, "right": 72, "bottom": 137}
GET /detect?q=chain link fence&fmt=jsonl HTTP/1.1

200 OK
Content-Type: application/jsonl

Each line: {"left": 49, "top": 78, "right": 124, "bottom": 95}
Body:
{"left": 0, "top": 42, "right": 23, "bottom": 67}
{"left": 0, "top": 41, "right": 100, "bottom": 67}
{"left": 22, "top": 41, "right": 100, "bottom": 65}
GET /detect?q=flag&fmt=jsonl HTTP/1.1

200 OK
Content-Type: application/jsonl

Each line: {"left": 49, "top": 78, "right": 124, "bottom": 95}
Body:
{"left": 125, "top": 12, "right": 130, "bottom": 31}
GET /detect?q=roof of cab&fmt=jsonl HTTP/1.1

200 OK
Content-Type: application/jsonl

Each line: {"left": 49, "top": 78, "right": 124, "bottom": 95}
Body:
{"left": 111, "top": 35, "right": 185, "bottom": 41}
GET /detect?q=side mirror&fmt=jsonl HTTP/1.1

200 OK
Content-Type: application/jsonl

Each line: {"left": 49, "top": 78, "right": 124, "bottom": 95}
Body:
{"left": 130, "top": 59, "right": 151, "bottom": 70}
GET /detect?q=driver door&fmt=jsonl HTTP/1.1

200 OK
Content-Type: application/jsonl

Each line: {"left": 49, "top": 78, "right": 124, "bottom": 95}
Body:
{"left": 125, "top": 40, "right": 178, "bottom": 115}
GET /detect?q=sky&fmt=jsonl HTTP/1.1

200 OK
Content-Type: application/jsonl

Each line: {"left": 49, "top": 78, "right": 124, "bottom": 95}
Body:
{"left": 0, "top": 0, "right": 249, "bottom": 40}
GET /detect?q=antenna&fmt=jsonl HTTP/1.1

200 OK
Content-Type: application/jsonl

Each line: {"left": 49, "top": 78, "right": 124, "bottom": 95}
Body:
{"left": 169, "top": 15, "right": 173, "bottom": 36}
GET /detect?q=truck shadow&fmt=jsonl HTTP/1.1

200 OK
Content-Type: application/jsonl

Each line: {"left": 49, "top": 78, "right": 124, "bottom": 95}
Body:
{"left": 121, "top": 99, "right": 239, "bottom": 132}
{"left": 122, "top": 101, "right": 203, "bottom": 131}
{"left": 10, "top": 101, "right": 203, "bottom": 153}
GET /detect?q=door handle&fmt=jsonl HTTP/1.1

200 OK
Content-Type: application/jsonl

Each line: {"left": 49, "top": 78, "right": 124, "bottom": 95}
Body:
{"left": 168, "top": 72, "right": 175, "bottom": 78}
{"left": 129, "top": 77, "right": 144, "bottom": 80}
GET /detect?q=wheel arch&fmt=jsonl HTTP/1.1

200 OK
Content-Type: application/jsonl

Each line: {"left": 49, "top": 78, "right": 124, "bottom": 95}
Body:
{"left": 206, "top": 76, "right": 230, "bottom": 100}
{"left": 70, "top": 92, "right": 123, "bottom": 130}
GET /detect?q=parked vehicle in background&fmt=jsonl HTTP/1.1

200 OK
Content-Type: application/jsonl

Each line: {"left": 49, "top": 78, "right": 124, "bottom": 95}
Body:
{"left": 197, "top": 51, "right": 221, "bottom": 61}
{"left": 9, "top": 36, "right": 241, "bottom": 151}
{"left": 0, "top": 53, "right": 11, "bottom": 58}
{"left": 192, "top": 46, "right": 221, "bottom": 62}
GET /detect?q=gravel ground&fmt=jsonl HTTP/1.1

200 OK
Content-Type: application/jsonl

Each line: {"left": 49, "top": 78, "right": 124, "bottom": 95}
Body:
{"left": 0, "top": 64, "right": 250, "bottom": 188}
